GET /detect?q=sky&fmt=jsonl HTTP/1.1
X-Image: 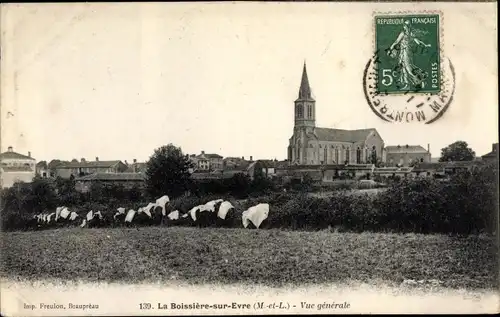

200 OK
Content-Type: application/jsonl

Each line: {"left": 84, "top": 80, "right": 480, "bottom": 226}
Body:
{"left": 1, "top": 2, "right": 497, "bottom": 163}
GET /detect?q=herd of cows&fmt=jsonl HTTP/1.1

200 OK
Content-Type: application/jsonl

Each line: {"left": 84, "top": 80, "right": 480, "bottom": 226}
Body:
{"left": 27, "top": 195, "right": 271, "bottom": 230}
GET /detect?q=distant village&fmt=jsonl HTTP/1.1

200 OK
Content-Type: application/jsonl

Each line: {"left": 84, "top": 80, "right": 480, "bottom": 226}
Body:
{"left": 1, "top": 64, "right": 498, "bottom": 191}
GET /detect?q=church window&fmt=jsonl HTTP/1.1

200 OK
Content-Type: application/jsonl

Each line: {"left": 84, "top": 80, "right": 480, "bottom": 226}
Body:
{"left": 365, "top": 148, "right": 369, "bottom": 163}
{"left": 371, "top": 146, "right": 377, "bottom": 164}
{"left": 296, "top": 147, "right": 300, "bottom": 161}
{"left": 335, "top": 148, "right": 339, "bottom": 163}
{"left": 324, "top": 148, "right": 327, "bottom": 163}
{"left": 345, "top": 148, "right": 350, "bottom": 163}
{"left": 307, "top": 104, "right": 312, "bottom": 118}
{"left": 296, "top": 104, "right": 303, "bottom": 118}
{"left": 356, "top": 147, "right": 361, "bottom": 164}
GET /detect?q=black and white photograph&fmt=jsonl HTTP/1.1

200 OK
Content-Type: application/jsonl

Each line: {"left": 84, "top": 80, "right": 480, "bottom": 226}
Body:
{"left": 0, "top": 1, "right": 498, "bottom": 315}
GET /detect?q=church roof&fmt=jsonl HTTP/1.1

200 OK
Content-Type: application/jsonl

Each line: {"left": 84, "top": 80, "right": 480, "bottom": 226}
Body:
{"left": 297, "top": 62, "right": 314, "bottom": 101}
{"left": 312, "top": 128, "right": 376, "bottom": 143}
{"left": 385, "top": 145, "right": 428, "bottom": 153}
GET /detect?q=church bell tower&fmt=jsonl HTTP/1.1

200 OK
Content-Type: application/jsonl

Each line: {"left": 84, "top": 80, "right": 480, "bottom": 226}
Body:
{"left": 294, "top": 62, "right": 316, "bottom": 132}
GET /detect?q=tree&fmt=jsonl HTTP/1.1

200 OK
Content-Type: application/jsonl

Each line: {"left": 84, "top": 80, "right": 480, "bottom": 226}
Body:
{"left": 145, "top": 144, "right": 194, "bottom": 199}
{"left": 439, "top": 141, "right": 476, "bottom": 162}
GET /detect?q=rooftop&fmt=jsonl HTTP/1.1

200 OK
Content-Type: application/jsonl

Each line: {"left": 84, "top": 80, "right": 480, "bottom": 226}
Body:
{"left": 75, "top": 172, "right": 145, "bottom": 182}
{"left": 385, "top": 145, "right": 428, "bottom": 153}
{"left": 311, "top": 128, "right": 378, "bottom": 143}
{"left": 55, "top": 160, "right": 123, "bottom": 169}
{"left": 0, "top": 147, "right": 34, "bottom": 161}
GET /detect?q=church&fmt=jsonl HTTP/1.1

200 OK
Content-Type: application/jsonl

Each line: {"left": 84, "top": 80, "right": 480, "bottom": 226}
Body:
{"left": 287, "top": 63, "right": 386, "bottom": 166}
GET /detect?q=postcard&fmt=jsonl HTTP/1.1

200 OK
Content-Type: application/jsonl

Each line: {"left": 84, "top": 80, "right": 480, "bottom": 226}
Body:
{"left": 1, "top": 1, "right": 498, "bottom": 315}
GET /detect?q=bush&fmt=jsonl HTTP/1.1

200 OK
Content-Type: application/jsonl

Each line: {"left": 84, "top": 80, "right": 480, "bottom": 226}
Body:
{"left": 1, "top": 165, "right": 497, "bottom": 235}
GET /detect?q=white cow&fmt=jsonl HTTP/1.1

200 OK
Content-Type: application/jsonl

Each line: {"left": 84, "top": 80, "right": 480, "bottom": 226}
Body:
{"left": 60, "top": 207, "right": 71, "bottom": 219}
{"left": 200, "top": 199, "right": 223, "bottom": 212}
{"left": 80, "top": 219, "right": 87, "bottom": 228}
{"left": 46, "top": 212, "right": 56, "bottom": 224}
{"left": 155, "top": 195, "right": 170, "bottom": 216}
{"left": 86, "top": 210, "right": 94, "bottom": 221}
{"left": 139, "top": 203, "right": 156, "bottom": 218}
{"left": 167, "top": 210, "right": 179, "bottom": 221}
{"left": 242, "top": 203, "right": 269, "bottom": 229}
{"left": 217, "top": 201, "right": 234, "bottom": 220}
{"left": 55, "top": 206, "right": 66, "bottom": 221}
{"left": 93, "top": 211, "right": 103, "bottom": 220}
{"left": 125, "top": 209, "right": 137, "bottom": 223}
{"left": 69, "top": 212, "right": 79, "bottom": 221}
{"left": 188, "top": 205, "right": 204, "bottom": 221}
{"left": 114, "top": 207, "right": 126, "bottom": 220}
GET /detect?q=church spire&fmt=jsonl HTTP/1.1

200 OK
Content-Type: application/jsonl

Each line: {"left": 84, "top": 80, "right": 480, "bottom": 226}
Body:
{"left": 298, "top": 61, "right": 313, "bottom": 100}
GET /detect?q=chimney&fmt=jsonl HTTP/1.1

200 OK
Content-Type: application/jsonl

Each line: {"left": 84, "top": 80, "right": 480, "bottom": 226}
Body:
{"left": 95, "top": 157, "right": 99, "bottom": 162}
{"left": 250, "top": 156, "right": 253, "bottom": 161}
{"left": 28, "top": 151, "right": 31, "bottom": 158}
{"left": 124, "top": 160, "right": 128, "bottom": 165}
{"left": 201, "top": 151, "right": 205, "bottom": 155}
{"left": 81, "top": 158, "right": 86, "bottom": 163}
{"left": 242, "top": 156, "right": 244, "bottom": 160}
{"left": 427, "top": 143, "right": 430, "bottom": 153}
{"left": 7, "top": 146, "right": 13, "bottom": 152}
{"left": 133, "top": 159, "right": 137, "bottom": 163}
{"left": 405, "top": 144, "right": 409, "bottom": 148}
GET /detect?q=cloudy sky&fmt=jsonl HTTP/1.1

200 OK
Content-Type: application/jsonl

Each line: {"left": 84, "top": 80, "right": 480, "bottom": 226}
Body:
{"left": 1, "top": 2, "right": 497, "bottom": 163}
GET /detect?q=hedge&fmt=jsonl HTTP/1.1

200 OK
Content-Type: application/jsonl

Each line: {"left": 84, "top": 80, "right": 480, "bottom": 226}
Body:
{"left": 1, "top": 165, "right": 498, "bottom": 235}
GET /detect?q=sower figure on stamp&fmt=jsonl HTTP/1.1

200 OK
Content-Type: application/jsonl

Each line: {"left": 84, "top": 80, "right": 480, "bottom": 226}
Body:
{"left": 387, "top": 20, "right": 431, "bottom": 90}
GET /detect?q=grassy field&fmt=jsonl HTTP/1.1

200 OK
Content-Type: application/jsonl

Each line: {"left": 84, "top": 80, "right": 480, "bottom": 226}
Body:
{"left": 0, "top": 227, "right": 497, "bottom": 290}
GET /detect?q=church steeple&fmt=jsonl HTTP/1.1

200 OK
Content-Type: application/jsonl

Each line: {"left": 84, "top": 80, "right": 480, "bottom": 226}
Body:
{"left": 294, "top": 61, "right": 316, "bottom": 130}
{"left": 297, "top": 61, "right": 314, "bottom": 101}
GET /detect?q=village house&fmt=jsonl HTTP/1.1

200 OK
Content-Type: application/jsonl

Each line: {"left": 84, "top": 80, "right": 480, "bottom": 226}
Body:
{"left": 481, "top": 143, "right": 498, "bottom": 164}
{"left": 223, "top": 156, "right": 253, "bottom": 170}
{"left": 36, "top": 161, "right": 49, "bottom": 178}
{"left": 49, "top": 157, "right": 128, "bottom": 179}
{"left": 190, "top": 151, "right": 224, "bottom": 171}
{"left": 412, "top": 160, "right": 485, "bottom": 178}
{"left": 74, "top": 172, "right": 145, "bottom": 193}
{"left": 125, "top": 159, "right": 147, "bottom": 173}
{"left": 247, "top": 159, "right": 277, "bottom": 180}
{"left": 0, "top": 146, "right": 37, "bottom": 188}
{"left": 385, "top": 144, "right": 431, "bottom": 167}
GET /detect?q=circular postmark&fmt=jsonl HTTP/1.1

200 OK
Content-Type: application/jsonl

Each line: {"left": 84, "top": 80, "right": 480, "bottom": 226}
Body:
{"left": 363, "top": 53, "right": 456, "bottom": 125}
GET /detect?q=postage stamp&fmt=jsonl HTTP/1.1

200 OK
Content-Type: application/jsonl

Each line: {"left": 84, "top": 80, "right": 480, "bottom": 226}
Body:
{"left": 375, "top": 14, "right": 440, "bottom": 94}
{"left": 363, "top": 11, "right": 455, "bottom": 124}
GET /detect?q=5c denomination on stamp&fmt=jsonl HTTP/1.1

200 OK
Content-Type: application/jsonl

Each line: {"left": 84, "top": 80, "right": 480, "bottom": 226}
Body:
{"left": 376, "top": 14, "right": 440, "bottom": 94}
{"left": 364, "top": 11, "right": 455, "bottom": 124}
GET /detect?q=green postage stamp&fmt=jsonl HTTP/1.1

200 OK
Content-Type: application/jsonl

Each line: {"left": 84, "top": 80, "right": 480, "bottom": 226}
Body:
{"left": 375, "top": 14, "right": 440, "bottom": 94}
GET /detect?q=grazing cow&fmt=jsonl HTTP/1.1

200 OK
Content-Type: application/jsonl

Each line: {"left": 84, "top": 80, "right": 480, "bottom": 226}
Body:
{"left": 86, "top": 210, "right": 105, "bottom": 228}
{"left": 242, "top": 203, "right": 269, "bottom": 229}
{"left": 69, "top": 212, "right": 79, "bottom": 221}
{"left": 54, "top": 206, "right": 64, "bottom": 221}
{"left": 216, "top": 201, "right": 235, "bottom": 227}
{"left": 155, "top": 195, "right": 170, "bottom": 216}
{"left": 59, "top": 207, "right": 71, "bottom": 220}
{"left": 188, "top": 205, "right": 204, "bottom": 222}
{"left": 80, "top": 219, "right": 87, "bottom": 228}
{"left": 124, "top": 209, "right": 137, "bottom": 225}
{"left": 167, "top": 210, "right": 179, "bottom": 220}
{"left": 54, "top": 207, "right": 74, "bottom": 228}
{"left": 114, "top": 207, "right": 127, "bottom": 224}
{"left": 190, "top": 199, "right": 223, "bottom": 227}
{"left": 46, "top": 212, "right": 56, "bottom": 224}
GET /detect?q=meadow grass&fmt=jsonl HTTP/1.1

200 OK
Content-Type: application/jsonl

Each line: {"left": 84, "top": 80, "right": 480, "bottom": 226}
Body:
{"left": 1, "top": 227, "right": 497, "bottom": 290}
